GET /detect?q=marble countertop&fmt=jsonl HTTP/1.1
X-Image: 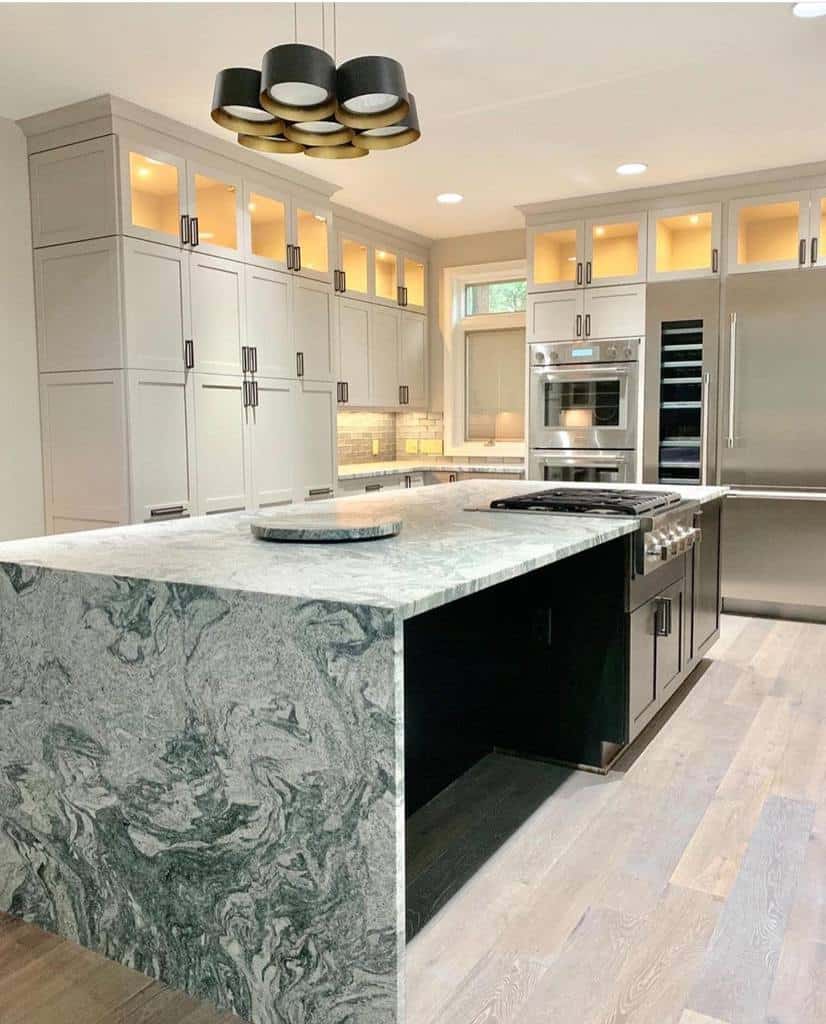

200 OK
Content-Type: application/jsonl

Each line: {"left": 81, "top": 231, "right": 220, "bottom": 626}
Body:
{"left": 338, "top": 460, "right": 525, "bottom": 480}
{"left": 0, "top": 481, "right": 726, "bottom": 618}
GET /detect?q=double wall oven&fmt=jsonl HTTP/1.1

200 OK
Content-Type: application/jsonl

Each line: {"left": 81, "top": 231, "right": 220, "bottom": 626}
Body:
{"left": 529, "top": 338, "right": 641, "bottom": 482}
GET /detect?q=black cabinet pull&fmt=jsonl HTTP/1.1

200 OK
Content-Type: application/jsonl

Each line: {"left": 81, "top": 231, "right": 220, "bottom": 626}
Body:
{"left": 585, "top": 260, "right": 592, "bottom": 285}
{"left": 585, "top": 313, "right": 591, "bottom": 337}
{"left": 576, "top": 261, "right": 583, "bottom": 286}
{"left": 250, "top": 346, "right": 258, "bottom": 373}
{"left": 180, "top": 215, "right": 190, "bottom": 245}
{"left": 336, "top": 382, "right": 342, "bottom": 402}
{"left": 404, "top": 286, "right": 409, "bottom": 306}
{"left": 341, "top": 269, "right": 346, "bottom": 293}
{"left": 184, "top": 339, "right": 194, "bottom": 370}
{"left": 190, "top": 216, "right": 199, "bottom": 247}
{"left": 287, "top": 244, "right": 294, "bottom": 270}
{"left": 575, "top": 313, "right": 582, "bottom": 337}
{"left": 294, "top": 245, "right": 301, "bottom": 272}
{"left": 150, "top": 504, "right": 185, "bottom": 518}
{"left": 241, "top": 345, "right": 249, "bottom": 373}
{"left": 404, "top": 474, "right": 412, "bottom": 488}
{"left": 405, "top": 385, "right": 410, "bottom": 404}
{"left": 252, "top": 380, "right": 259, "bottom": 407}
{"left": 243, "top": 380, "right": 251, "bottom": 408}
{"left": 296, "top": 352, "right": 304, "bottom": 377}
{"left": 812, "top": 238, "right": 819, "bottom": 265}
{"left": 309, "top": 487, "right": 333, "bottom": 497}
{"left": 334, "top": 269, "right": 342, "bottom": 292}
{"left": 448, "top": 473, "right": 457, "bottom": 483}
{"left": 655, "top": 596, "right": 673, "bottom": 637}
{"left": 712, "top": 247, "right": 719, "bottom": 274}
{"left": 398, "top": 385, "right": 403, "bottom": 404}
{"left": 343, "top": 381, "right": 349, "bottom": 403}
{"left": 365, "top": 483, "right": 382, "bottom": 492}
{"left": 799, "top": 238, "right": 807, "bottom": 266}
{"left": 397, "top": 285, "right": 403, "bottom": 306}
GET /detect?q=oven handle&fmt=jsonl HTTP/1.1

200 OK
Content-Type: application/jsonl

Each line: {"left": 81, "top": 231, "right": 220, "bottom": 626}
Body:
{"left": 532, "top": 453, "right": 629, "bottom": 467}
{"left": 531, "top": 364, "right": 630, "bottom": 379}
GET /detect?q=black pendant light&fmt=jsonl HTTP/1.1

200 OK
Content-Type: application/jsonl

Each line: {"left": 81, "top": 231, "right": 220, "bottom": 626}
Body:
{"left": 237, "top": 133, "right": 305, "bottom": 155}
{"left": 211, "top": 68, "right": 284, "bottom": 137}
{"left": 259, "top": 43, "right": 337, "bottom": 122}
{"left": 335, "top": 56, "right": 409, "bottom": 130}
{"left": 283, "top": 118, "right": 352, "bottom": 147}
{"left": 353, "top": 93, "right": 420, "bottom": 151}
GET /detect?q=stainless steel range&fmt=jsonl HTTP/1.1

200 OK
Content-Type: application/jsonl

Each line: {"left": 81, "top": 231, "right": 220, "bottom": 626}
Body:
{"left": 490, "top": 487, "right": 701, "bottom": 576}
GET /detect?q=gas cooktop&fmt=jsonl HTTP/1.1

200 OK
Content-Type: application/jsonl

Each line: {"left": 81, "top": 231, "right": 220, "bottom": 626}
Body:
{"left": 490, "top": 488, "right": 684, "bottom": 517}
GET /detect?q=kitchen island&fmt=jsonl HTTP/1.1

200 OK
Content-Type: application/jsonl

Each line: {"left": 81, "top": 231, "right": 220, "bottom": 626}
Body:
{"left": 0, "top": 481, "right": 724, "bottom": 1024}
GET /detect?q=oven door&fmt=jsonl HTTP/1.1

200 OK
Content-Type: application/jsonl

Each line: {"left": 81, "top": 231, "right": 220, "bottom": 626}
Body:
{"left": 529, "top": 449, "right": 637, "bottom": 483}
{"left": 529, "top": 362, "right": 638, "bottom": 450}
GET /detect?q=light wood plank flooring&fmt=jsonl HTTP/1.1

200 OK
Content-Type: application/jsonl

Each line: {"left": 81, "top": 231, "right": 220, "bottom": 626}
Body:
{"left": 1, "top": 615, "right": 824, "bottom": 1024}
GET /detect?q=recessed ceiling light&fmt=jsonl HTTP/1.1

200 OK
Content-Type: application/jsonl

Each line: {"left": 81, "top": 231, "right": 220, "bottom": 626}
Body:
{"left": 437, "top": 192, "right": 463, "bottom": 204}
{"left": 616, "top": 162, "right": 648, "bottom": 176}
{"left": 793, "top": 2, "right": 826, "bottom": 16}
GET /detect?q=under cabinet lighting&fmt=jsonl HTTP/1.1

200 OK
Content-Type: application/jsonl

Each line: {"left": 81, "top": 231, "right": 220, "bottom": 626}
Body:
{"left": 792, "top": 2, "right": 826, "bottom": 16}
{"left": 616, "top": 162, "right": 648, "bottom": 176}
{"left": 436, "top": 193, "right": 463, "bottom": 204}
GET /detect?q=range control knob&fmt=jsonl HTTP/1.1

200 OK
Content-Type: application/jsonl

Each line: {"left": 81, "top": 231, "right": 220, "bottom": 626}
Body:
{"left": 606, "top": 345, "right": 617, "bottom": 359}
{"left": 535, "top": 351, "right": 546, "bottom": 364}
{"left": 625, "top": 345, "right": 633, "bottom": 358}
{"left": 550, "top": 350, "right": 559, "bottom": 362}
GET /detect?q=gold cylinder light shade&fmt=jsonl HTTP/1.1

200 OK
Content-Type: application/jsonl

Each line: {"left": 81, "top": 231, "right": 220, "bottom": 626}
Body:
{"left": 283, "top": 120, "right": 353, "bottom": 147}
{"left": 304, "top": 143, "right": 369, "bottom": 160}
{"left": 237, "top": 133, "right": 305, "bottom": 155}
{"left": 211, "top": 68, "right": 285, "bottom": 136}
{"left": 353, "top": 94, "right": 420, "bottom": 151}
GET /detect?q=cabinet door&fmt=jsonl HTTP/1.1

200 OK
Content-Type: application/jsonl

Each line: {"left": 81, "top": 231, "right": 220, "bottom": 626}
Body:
{"left": 727, "top": 192, "right": 810, "bottom": 274}
{"left": 400, "top": 312, "right": 427, "bottom": 408}
{"left": 189, "top": 252, "right": 245, "bottom": 375}
{"left": 244, "top": 182, "right": 291, "bottom": 272}
{"left": 192, "top": 374, "right": 249, "bottom": 514}
{"left": 628, "top": 597, "right": 657, "bottom": 739}
{"left": 656, "top": 578, "right": 685, "bottom": 704}
{"left": 527, "top": 221, "right": 584, "bottom": 293}
{"left": 583, "top": 284, "right": 645, "bottom": 339}
{"left": 187, "top": 161, "right": 244, "bottom": 260}
{"left": 39, "top": 370, "right": 129, "bottom": 532}
{"left": 293, "top": 277, "right": 335, "bottom": 382}
{"left": 245, "top": 265, "right": 294, "bottom": 379}
{"left": 527, "top": 289, "right": 584, "bottom": 343}
{"left": 401, "top": 255, "right": 427, "bottom": 312}
{"left": 338, "top": 297, "right": 371, "bottom": 406}
{"left": 123, "top": 238, "right": 191, "bottom": 371}
{"left": 35, "top": 237, "right": 124, "bottom": 372}
{"left": 693, "top": 502, "right": 721, "bottom": 653}
{"left": 292, "top": 200, "right": 332, "bottom": 283}
{"left": 127, "top": 369, "right": 196, "bottom": 522}
{"left": 297, "top": 381, "right": 337, "bottom": 500}
{"left": 370, "top": 305, "right": 401, "bottom": 407}
{"left": 119, "top": 141, "right": 188, "bottom": 248}
{"left": 249, "top": 377, "right": 297, "bottom": 509}
{"left": 648, "top": 203, "right": 722, "bottom": 281}
{"left": 809, "top": 188, "right": 826, "bottom": 269}
{"left": 30, "top": 137, "right": 118, "bottom": 248}
{"left": 585, "top": 213, "right": 646, "bottom": 286}
{"left": 374, "top": 247, "right": 401, "bottom": 307}
{"left": 337, "top": 234, "right": 373, "bottom": 299}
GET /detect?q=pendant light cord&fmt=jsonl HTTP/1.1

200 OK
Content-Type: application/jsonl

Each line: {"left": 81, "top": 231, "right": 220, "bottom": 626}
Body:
{"left": 293, "top": 2, "right": 297, "bottom": 43}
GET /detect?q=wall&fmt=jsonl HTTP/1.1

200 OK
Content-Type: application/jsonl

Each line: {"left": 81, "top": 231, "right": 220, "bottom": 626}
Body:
{"left": 0, "top": 118, "right": 44, "bottom": 540}
{"left": 427, "top": 228, "right": 526, "bottom": 412}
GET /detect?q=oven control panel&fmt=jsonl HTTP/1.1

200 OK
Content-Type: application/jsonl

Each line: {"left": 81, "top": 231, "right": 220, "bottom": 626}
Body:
{"left": 531, "top": 338, "right": 640, "bottom": 366}
{"left": 638, "top": 506, "right": 701, "bottom": 575}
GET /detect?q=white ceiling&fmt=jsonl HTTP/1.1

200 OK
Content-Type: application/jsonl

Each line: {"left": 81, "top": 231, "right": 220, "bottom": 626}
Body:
{"left": 1, "top": 2, "right": 825, "bottom": 239}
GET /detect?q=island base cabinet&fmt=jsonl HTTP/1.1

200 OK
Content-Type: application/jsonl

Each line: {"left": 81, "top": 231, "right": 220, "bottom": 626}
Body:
{"left": 628, "top": 576, "right": 685, "bottom": 740}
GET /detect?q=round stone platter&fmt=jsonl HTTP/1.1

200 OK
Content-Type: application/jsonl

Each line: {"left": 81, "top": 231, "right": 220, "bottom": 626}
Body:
{"left": 251, "top": 512, "right": 402, "bottom": 543}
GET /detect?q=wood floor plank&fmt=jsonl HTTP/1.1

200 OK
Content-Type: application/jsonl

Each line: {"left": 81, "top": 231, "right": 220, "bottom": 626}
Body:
{"left": 764, "top": 931, "right": 826, "bottom": 1024}
{"left": 786, "top": 800, "right": 826, "bottom": 943}
{"left": 771, "top": 711, "right": 826, "bottom": 804}
{"left": 425, "top": 951, "right": 549, "bottom": 1024}
{"left": 685, "top": 794, "right": 815, "bottom": 1024}
{"left": 678, "top": 1012, "right": 730, "bottom": 1024}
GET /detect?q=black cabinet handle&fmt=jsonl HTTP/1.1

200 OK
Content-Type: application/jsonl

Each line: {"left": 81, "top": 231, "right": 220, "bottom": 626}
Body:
{"left": 448, "top": 473, "right": 457, "bottom": 483}
{"left": 190, "top": 216, "right": 199, "bottom": 247}
{"left": 184, "top": 339, "right": 194, "bottom": 370}
{"left": 655, "top": 596, "right": 673, "bottom": 637}
{"left": 252, "top": 380, "right": 259, "bottom": 407}
{"left": 243, "top": 380, "right": 251, "bottom": 408}
{"left": 334, "top": 269, "right": 342, "bottom": 292}
{"left": 712, "top": 248, "right": 719, "bottom": 274}
{"left": 250, "top": 346, "right": 258, "bottom": 373}
{"left": 296, "top": 352, "right": 304, "bottom": 377}
{"left": 576, "top": 261, "right": 583, "bottom": 286}
{"left": 241, "top": 345, "right": 249, "bottom": 373}
{"left": 294, "top": 245, "right": 301, "bottom": 272}
{"left": 398, "top": 385, "right": 403, "bottom": 404}
{"left": 343, "top": 381, "right": 349, "bottom": 403}
{"left": 150, "top": 504, "right": 185, "bottom": 518}
{"left": 404, "top": 286, "right": 409, "bottom": 306}
{"left": 365, "top": 482, "right": 382, "bottom": 493}
{"left": 287, "top": 244, "right": 294, "bottom": 270}
{"left": 812, "top": 238, "right": 819, "bottom": 265}
{"left": 336, "top": 382, "right": 342, "bottom": 402}
{"left": 180, "top": 215, "right": 190, "bottom": 245}
{"left": 585, "top": 313, "right": 591, "bottom": 337}
{"left": 309, "top": 487, "right": 333, "bottom": 498}
{"left": 341, "top": 269, "right": 346, "bottom": 293}
{"left": 799, "top": 238, "right": 807, "bottom": 266}
{"left": 585, "top": 260, "right": 592, "bottom": 285}
{"left": 404, "top": 474, "right": 412, "bottom": 488}
{"left": 576, "top": 313, "right": 582, "bottom": 338}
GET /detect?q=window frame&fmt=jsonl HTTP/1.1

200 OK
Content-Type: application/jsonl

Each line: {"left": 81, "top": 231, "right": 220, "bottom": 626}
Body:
{"left": 464, "top": 278, "right": 527, "bottom": 317}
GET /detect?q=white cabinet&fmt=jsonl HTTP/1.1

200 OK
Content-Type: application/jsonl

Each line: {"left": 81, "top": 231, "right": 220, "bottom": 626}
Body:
{"left": 400, "top": 255, "right": 427, "bottom": 313}
{"left": 34, "top": 237, "right": 124, "bottom": 372}
{"left": 336, "top": 232, "right": 373, "bottom": 301}
{"left": 119, "top": 141, "right": 188, "bottom": 248}
{"left": 294, "top": 276, "right": 335, "bottom": 382}
{"left": 127, "top": 369, "right": 196, "bottom": 522}
{"left": 727, "top": 191, "right": 811, "bottom": 274}
{"left": 245, "top": 265, "right": 294, "bottom": 379}
{"left": 248, "top": 377, "right": 297, "bottom": 509}
{"left": 528, "top": 220, "right": 583, "bottom": 293}
{"left": 338, "top": 297, "right": 371, "bottom": 406}
{"left": 39, "top": 370, "right": 129, "bottom": 531}
{"left": 30, "top": 137, "right": 119, "bottom": 248}
{"left": 647, "top": 203, "right": 722, "bottom": 281}
{"left": 400, "top": 312, "right": 427, "bottom": 408}
{"left": 527, "top": 290, "right": 583, "bottom": 343}
{"left": 244, "top": 181, "right": 291, "bottom": 274}
{"left": 528, "top": 213, "right": 646, "bottom": 292}
{"left": 193, "top": 374, "right": 249, "bottom": 514}
{"left": 583, "top": 284, "right": 646, "bottom": 339}
{"left": 186, "top": 158, "right": 244, "bottom": 261}
{"left": 189, "top": 252, "right": 246, "bottom": 375}
{"left": 811, "top": 188, "right": 826, "bottom": 269}
{"left": 123, "top": 238, "right": 191, "bottom": 371}
{"left": 297, "top": 381, "right": 337, "bottom": 500}
{"left": 370, "top": 305, "right": 401, "bottom": 407}
{"left": 292, "top": 198, "right": 333, "bottom": 284}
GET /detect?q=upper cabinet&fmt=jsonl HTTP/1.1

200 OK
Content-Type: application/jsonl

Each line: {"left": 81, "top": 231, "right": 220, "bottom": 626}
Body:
{"left": 333, "top": 227, "right": 428, "bottom": 313}
{"left": 337, "top": 233, "right": 372, "bottom": 299}
{"left": 726, "top": 191, "right": 813, "bottom": 274}
{"left": 647, "top": 204, "right": 721, "bottom": 281}
{"left": 292, "top": 200, "right": 332, "bottom": 283}
{"left": 528, "top": 213, "right": 646, "bottom": 291}
{"left": 401, "top": 255, "right": 426, "bottom": 312}
{"left": 374, "top": 247, "right": 400, "bottom": 307}
{"left": 244, "top": 182, "right": 290, "bottom": 272}
{"left": 120, "top": 143, "right": 189, "bottom": 248}
{"left": 186, "top": 161, "right": 244, "bottom": 259}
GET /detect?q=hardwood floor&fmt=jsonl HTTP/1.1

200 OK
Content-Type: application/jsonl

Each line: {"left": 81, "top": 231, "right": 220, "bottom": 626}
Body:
{"left": 1, "top": 615, "right": 824, "bottom": 1023}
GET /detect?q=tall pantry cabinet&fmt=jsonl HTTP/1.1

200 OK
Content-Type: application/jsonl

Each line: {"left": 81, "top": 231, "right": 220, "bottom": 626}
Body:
{"left": 27, "top": 117, "right": 338, "bottom": 534}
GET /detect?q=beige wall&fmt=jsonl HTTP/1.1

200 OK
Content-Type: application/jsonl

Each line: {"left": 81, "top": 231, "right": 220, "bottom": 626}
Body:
{"left": 427, "top": 228, "right": 525, "bottom": 411}
{"left": 0, "top": 118, "right": 44, "bottom": 540}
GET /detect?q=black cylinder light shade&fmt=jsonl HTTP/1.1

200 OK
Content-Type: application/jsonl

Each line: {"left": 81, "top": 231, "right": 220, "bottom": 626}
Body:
{"left": 237, "top": 133, "right": 305, "bottom": 155}
{"left": 336, "top": 56, "right": 409, "bottom": 130}
{"left": 211, "top": 68, "right": 284, "bottom": 136}
{"left": 260, "top": 44, "right": 337, "bottom": 121}
{"left": 353, "top": 93, "right": 420, "bottom": 151}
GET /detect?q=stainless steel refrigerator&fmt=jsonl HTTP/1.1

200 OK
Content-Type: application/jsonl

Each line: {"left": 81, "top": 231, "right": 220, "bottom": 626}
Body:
{"left": 721, "top": 268, "right": 826, "bottom": 621}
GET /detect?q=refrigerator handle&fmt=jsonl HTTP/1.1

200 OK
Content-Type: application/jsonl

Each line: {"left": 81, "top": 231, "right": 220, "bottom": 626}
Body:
{"left": 701, "top": 371, "right": 710, "bottom": 486}
{"left": 726, "top": 313, "right": 737, "bottom": 449}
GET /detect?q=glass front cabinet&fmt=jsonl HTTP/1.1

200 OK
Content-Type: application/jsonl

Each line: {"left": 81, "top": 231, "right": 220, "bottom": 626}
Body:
{"left": 647, "top": 203, "right": 722, "bottom": 281}
{"left": 726, "top": 191, "right": 816, "bottom": 274}
{"left": 334, "top": 233, "right": 427, "bottom": 312}
{"left": 528, "top": 213, "right": 646, "bottom": 292}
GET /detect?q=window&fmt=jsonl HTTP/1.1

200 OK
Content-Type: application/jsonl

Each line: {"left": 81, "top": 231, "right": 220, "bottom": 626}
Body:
{"left": 465, "top": 328, "right": 525, "bottom": 441}
{"left": 464, "top": 278, "right": 526, "bottom": 316}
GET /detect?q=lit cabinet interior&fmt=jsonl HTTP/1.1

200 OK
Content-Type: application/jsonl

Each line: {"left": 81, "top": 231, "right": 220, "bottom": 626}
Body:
{"left": 341, "top": 238, "right": 369, "bottom": 295}
{"left": 129, "top": 153, "right": 180, "bottom": 240}
{"left": 192, "top": 173, "right": 238, "bottom": 251}
{"left": 532, "top": 227, "right": 578, "bottom": 287}
{"left": 590, "top": 221, "right": 640, "bottom": 281}
{"left": 375, "top": 249, "right": 398, "bottom": 301}
{"left": 403, "top": 257, "right": 425, "bottom": 307}
{"left": 735, "top": 199, "right": 801, "bottom": 267}
{"left": 249, "top": 192, "right": 287, "bottom": 265}
{"left": 654, "top": 211, "right": 715, "bottom": 274}
{"left": 296, "top": 208, "right": 329, "bottom": 274}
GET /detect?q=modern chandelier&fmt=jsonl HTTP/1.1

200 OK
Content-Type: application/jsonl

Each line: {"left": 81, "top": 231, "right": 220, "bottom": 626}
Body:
{"left": 210, "top": 3, "right": 420, "bottom": 160}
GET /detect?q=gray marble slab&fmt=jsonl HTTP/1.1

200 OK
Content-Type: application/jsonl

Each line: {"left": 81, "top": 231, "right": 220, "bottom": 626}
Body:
{"left": 251, "top": 512, "right": 402, "bottom": 543}
{"left": 338, "top": 460, "right": 525, "bottom": 481}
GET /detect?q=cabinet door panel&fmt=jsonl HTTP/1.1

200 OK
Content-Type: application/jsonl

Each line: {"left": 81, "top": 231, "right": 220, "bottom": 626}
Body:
{"left": 297, "top": 381, "right": 337, "bottom": 500}
{"left": 693, "top": 501, "right": 721, "bottom": 652}
{"left": 585, "top": 213, "right": 646, "bottom": 286}
{"left": 193, "top": 374, "right": 248, "bottom": 513}
{"left": 35, "top": 238, "right": 123, "bottom": 372}
{"left": 293, "top": 202, "right": 332, "bottom": 283}
{"left": 400, "top": 312, "right": 427, "bottom": 408}
{"left": 402, "top": 256, "right": 426, "bottom": 312}
{"left": 127, "top": 369, "right": 196, "bottom": 521}
{"left": 584, "top": 284, "right": 645, "bottom": 339}
{"left": 528, "top": 221, "right": 584, "bottom": 293}
{"left": 648, "top": 204, "right": 722, "bottom": 281}
{"left": 727, "top": 191, "right": 810, "bottom": 274}
{"left": 338, "top": 235, "right": 373, "bottom": 299}
{"left": 189, "top": 253, "right": 245, "bottom": 374}
{"left": 119, "top": 141, "right": 187, "bottom": 247}
{"left": 30, "top": 137, "right": 118, "bottom": 247}
{"left": 123, "top": 239, "right": 190, "bottom": 371}
{"left": 338, "top": 298, "right": 371, "bottom": 406}
{"left": 250, "top": 378, "right": 296, "bottom": 508}
{"left": 809, "top": 188, "right": 826, "bottom": 269}
{"left": 245, "top": 266, "right": 293, "bottom": 379}
{"left": 527, "top": 290, "right": 583, "bottom": 343}
{"left": 187, "top": 162, "right": 244, "bottom": 260}
{"left": 245, "top": 183, "right": 290, "bottom": 272}
{"left": 656, "top": 579, "right": 684, "bottom": 704}
{"left": 628, "top": 599, "right": 657, "bottom": 739}
{"left": 370, "top": 305, "right": 401, "bottom": 407}
{"left": 374, "top": 248, "right": 400, "bottom": 306}
{"left": 293, "top": 278, "right": 335, "bottom": 381}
